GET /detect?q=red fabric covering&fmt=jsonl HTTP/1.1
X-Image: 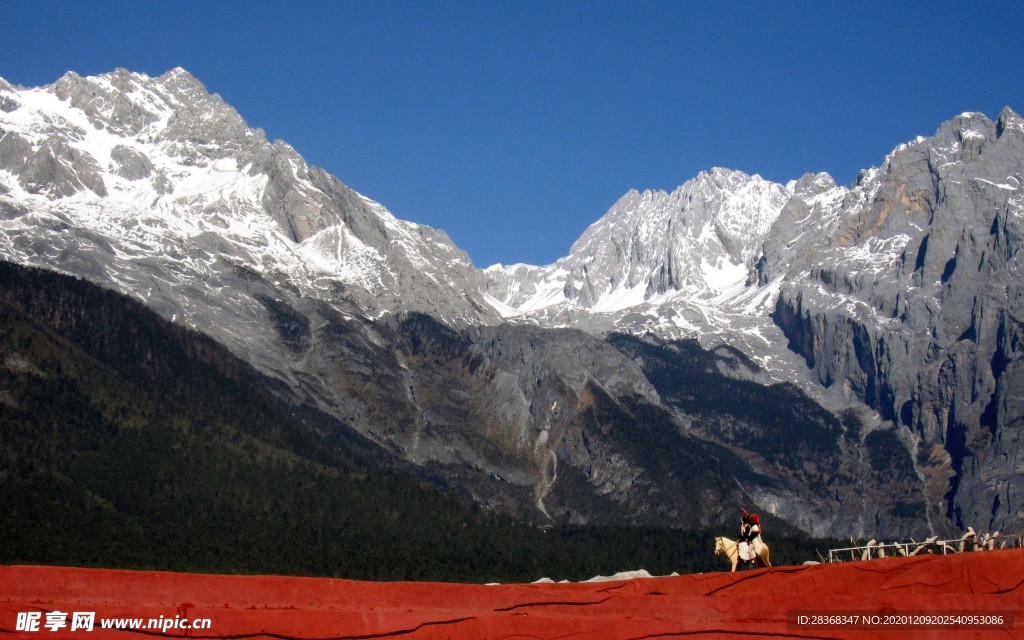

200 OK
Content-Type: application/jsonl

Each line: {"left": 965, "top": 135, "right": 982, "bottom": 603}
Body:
{"left": 1, "top": 549, "right": 1021, "bottom": 639}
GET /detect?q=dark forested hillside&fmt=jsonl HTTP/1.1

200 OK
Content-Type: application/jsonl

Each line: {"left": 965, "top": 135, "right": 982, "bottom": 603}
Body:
{"left": 0, "top": 262, "right": 833, "bottom": 581}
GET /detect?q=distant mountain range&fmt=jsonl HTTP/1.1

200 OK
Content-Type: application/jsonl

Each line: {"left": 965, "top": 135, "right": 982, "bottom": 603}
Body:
{"left": 1, "top": 68, "right": 1021, "bottom": 538}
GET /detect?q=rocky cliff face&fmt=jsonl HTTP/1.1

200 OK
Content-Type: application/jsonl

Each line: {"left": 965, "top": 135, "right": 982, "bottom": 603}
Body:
{"left": 486, "top": 108, "right": 1024, "bottom": 537}
{"left": 764, "top": 110, "right": 1024, "bottom": 533}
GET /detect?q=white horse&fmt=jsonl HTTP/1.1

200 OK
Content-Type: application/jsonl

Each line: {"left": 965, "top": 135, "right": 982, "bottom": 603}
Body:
{"left": 715, "top": 535, "right": 771, "bottom": 572}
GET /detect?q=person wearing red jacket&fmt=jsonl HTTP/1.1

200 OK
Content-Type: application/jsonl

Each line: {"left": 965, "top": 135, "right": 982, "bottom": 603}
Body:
{"left": 738, "top": 509, "right": 763, "bottom": 564}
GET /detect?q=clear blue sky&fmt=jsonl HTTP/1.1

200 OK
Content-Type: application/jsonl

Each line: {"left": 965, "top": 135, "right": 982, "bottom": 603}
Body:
{"left": 3, "top": 1, "right": 1022, "bottom": 267}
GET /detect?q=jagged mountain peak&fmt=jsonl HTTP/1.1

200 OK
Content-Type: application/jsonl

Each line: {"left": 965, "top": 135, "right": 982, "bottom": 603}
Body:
{"left": 486, "top": 166, "right": 792, "bottom": 335}
{"left": 43, "top": 67, "right": 235, "bottom": 141}
{"left": 997, "top": 106, "right": 1024, "bottom": 137}
{"left": 787, "top": 171, "right": 836, "bottom": 196}
{"left": 0, "top": 68, "right": 498, "bottom": 341}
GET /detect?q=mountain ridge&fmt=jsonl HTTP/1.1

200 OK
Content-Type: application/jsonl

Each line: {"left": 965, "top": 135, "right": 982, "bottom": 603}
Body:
{"left": 1, "top": 67, "right": 1021, "bottom": 537}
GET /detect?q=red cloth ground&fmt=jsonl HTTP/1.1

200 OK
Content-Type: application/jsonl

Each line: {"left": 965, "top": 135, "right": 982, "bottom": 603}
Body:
{"left": 2, "top": 549, "right": 1021, "bottom": 639}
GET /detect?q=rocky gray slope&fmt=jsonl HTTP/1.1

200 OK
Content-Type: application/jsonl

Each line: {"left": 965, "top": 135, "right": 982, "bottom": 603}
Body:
{"left": 1, "top": 68, "right": 1020, "bottom": 538}
{"left": 488, "top": 108, "right": 1024, "bottom": 536}
{"left": 765, "top": 110, "right": 1024, "bottom": 533}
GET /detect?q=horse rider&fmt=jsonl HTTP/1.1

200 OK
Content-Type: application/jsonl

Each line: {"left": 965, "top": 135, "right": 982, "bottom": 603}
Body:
{"left": 738, "top": 508, "right": 763, "bottom": 564}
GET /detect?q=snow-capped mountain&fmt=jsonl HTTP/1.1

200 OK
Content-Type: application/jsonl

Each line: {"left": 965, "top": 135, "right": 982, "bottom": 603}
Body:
{"left": 483, "top": 168, "right": 805, "bottom": 375}
{"left": 488, "top": 106, "right": 1024, "bottom": 533}
{"left": 0, "top": 68, "right": 497, "bottom": 354}
{"left": 488, "top": 168, "right": 787, "bottom": 315}
{"left": 2, "top": 69, "right": 767, "bottom": 533}
{"left": 2, "top": 67, "right": 1021, "bottom": 537}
